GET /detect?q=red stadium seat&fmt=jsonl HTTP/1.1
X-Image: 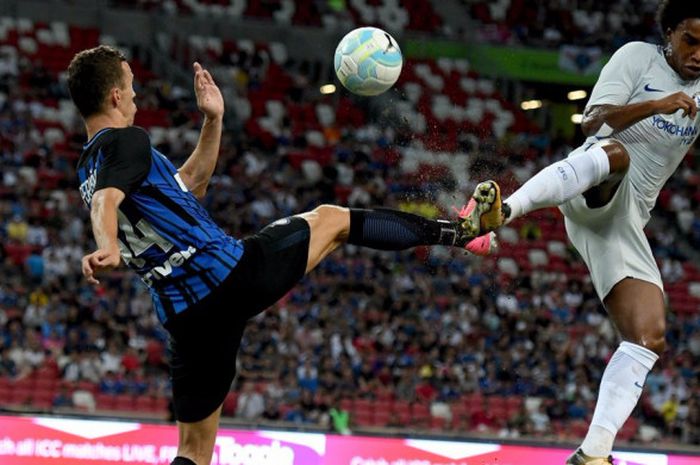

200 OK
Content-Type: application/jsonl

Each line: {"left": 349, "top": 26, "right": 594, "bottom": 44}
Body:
{"left": 0, "top": 387, "right": 12, "bottom": 405}
{"left": 96, "top": 394, "right": 116, "bottom": 410}
{"left": 153, "top": 397, "right": 169, "bottom": 413}
{"left": 352, "top": 409, "right": 373, "bottom": 427}
{"left": 393, "top": 401, "right": 412, "bottom": 424}
{"left": 354, "top": 398, "right": 373, "bottom": 413}
{"left": 114, "top": 394, "right": 136, "bottom": 411}
{"left": 339, "top": 398, "right": 353, "bottom": 412}
{"left": 373, "top": 410, "right": 391, "bottom": 427}
{"left": 34, "top": 378, "right": 58, "bottom": 391}
{"left": 222, "top": 392, "right": 238, "bottom": 416}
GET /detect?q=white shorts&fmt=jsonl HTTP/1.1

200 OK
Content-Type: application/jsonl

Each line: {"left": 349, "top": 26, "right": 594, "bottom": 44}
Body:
{"left": 559, "top": 144, "right": 663, "bottom": 301}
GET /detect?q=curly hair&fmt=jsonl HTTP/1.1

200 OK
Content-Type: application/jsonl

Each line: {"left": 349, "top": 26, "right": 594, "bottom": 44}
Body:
{"left": 67, "top": 45, "right": 127, "bottom": 118}
{"left": 657, "top": 0, "right": 700, "bottom": 35}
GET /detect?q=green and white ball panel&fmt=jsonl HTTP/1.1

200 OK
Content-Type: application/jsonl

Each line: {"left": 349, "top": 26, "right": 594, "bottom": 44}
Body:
{"left": 334, "top": 27, "right": 403, "bottom": 96}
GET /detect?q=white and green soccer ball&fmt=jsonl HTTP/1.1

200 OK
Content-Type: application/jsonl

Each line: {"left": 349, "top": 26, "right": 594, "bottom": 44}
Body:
{"left": 334, "top": 27, "right": 403, "bottom": 96}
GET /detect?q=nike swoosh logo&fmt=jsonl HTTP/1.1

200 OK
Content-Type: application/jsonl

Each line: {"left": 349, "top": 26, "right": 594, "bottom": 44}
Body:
{"left": 634, "top": 381, "right": 644, "bottom": 389}
{"left": 644, "top": 84, "right": 664, "bottom": 92}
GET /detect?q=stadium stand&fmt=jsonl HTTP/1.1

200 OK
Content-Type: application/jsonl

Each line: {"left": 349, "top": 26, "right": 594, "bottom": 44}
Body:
{"left": 110, "top": 0, "right": 443, "bottom": 33}
{"left": 463, "top": 0, "right": 660, "bottom": 49}
{"left": 0, "top": 7, "right": 699, "bottom": 447}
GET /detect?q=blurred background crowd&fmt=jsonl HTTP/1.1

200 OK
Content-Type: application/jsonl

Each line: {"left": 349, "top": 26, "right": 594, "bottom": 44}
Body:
{"left": 1, "top": 0, "right": 699, "bottom": 448}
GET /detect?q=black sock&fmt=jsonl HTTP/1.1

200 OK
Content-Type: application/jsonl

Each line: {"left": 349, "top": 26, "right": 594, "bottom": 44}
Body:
{"left": 171, "top": 457, "right": 197, "bottom": 465}
{"left": 348, "top": 208, "right": 466, "bottom": 250}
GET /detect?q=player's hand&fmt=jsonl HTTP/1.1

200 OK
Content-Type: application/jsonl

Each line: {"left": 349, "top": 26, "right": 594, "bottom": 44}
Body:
{"left": 82, "top": 246, "right": 121, "bottom": 285}
{"left": 652, "top": 91, "right": 698, "bottom": 118}
{"left": 193, "top": 62, "right": 224, "bottom": 120}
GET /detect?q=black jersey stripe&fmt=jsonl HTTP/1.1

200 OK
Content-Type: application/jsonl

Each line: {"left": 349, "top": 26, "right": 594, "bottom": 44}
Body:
{"left": 217, "top": 246, "right": 243, "bottom": 265}
{"left": 141, "top": 160, "right": 198, "bottom": 226}
{"left": 186, "top": 260, "right": 219, "bottom": 292}
{"left": 158, "top": 291, "right": 177, "bottom": 321}
{"left": 171, "top": 277, "right": 196, "bottom": 308}
{"left": 120, "top": 194, "right": 196, "bottom": 245}
{"left": 140, "top": 185, "right": 198, "bottom": 227}
{"left": 200, "top": 249, "right": 236, "bottom": 269}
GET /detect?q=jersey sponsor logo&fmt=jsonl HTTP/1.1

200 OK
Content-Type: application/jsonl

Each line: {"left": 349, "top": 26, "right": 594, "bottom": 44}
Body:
{"left": 651, "top": 115, "right": 698, "bottom": 138}
{"left": 643, "top": 83, "right": 664, "bottom": 92}
{"left": 142, "top": 245, "right": 197, "bottom": 287}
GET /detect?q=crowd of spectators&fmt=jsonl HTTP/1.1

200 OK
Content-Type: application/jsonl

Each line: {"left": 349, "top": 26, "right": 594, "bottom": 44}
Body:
{"left": 465, "top": 0, "right": 661, "bottom": 50}
{"left": 108, "top": 0, "right": 665, "bottom": 51}
{"left": 1, "top": 13, "right": 700, "bottom": 448}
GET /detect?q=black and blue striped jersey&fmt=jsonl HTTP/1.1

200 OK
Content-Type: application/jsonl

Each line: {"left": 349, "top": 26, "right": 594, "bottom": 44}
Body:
{"left": 76, "top": 126, "right": 244, "bottom": 324}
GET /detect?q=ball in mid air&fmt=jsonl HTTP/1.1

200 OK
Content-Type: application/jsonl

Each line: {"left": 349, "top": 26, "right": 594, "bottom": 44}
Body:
{"left": 334, "top": 27, "right": 403, "bottom": 96}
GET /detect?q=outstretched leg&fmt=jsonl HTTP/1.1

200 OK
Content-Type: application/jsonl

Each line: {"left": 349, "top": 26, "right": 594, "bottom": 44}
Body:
{"left": 501, "top": 140, "right": 629, "bottom": 225}
{"left": 297, "top": 204, "right": 495, "bottom": 273}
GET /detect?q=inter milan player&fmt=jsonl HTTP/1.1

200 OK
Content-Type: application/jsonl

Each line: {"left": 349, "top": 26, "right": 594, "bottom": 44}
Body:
{"left": 68, "top": 45, "right": 498, "bottom": 465}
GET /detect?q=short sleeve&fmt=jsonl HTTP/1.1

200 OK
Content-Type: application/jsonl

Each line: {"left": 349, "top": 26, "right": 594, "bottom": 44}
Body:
{"left": 95, "top": 126, "right": 152, "bottom": 195}
{"left": 586, "top": 42, "right": 647, "bottom": 108}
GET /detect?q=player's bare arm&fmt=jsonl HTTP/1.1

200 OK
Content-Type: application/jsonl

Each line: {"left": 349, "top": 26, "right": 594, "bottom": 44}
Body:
{"left": 82, "top": 187, "right": 124, "bottom": 284}
{"left": 582, "top": 91, "right": 698, "bottom": 136}
{"left": 178, "top": 62, "right": 224, "bottom": 199}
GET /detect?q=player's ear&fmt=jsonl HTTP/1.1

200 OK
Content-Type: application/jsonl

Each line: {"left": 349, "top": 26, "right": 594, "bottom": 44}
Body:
{"left": 109, "top": 86, "right": 121, "bottom": 109}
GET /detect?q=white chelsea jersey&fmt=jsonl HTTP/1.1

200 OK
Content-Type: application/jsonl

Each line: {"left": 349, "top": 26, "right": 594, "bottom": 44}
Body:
{"left": 584, "top": 41, "right": 700, "bottom": 213}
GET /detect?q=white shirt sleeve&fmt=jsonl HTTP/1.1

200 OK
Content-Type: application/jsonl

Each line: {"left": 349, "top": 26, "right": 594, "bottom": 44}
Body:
{"left": 586, "top": 42, "right": 648, "bottom": 108}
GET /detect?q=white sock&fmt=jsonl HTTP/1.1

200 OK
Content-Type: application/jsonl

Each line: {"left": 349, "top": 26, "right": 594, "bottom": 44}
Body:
{"left": 504, "top": 146, "right": 610, "bottom": 223}
{"left": 580, "top": 341, "right": 658, "bottom": 457}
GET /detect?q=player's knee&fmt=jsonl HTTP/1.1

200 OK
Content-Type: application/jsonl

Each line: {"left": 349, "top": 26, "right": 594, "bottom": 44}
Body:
{"left": 644, "top": 331, "right": 667, "bottom": 356}
{"left": 313, "top": 204, "right": 350, "bottom": 236}
{"left": 601, "top": 140, "right": 630, "bottom": 174}
{"left": 633, "top": 322, "right": 666, "bottom": 355}
{"left": 313, "top": 204, "right": 347, "bottom": 217}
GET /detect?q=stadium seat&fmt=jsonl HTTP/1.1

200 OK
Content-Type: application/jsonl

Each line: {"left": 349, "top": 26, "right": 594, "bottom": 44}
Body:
{"left": 114, "top": 394, "right": 136, "bottom": 411}
{"left": 95, "top": 394, "right": 116, "bottom": 410}
{"left": 352, "top": 409, "right": 374, "bottom": 427}
{"left": 222, "top": 392, "right": 238, "bottom": 416}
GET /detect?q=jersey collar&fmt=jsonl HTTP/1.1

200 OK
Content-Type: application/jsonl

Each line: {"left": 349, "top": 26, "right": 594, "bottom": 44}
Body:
{"left": 83, "top": 127, "right": 114, "bottom": 150}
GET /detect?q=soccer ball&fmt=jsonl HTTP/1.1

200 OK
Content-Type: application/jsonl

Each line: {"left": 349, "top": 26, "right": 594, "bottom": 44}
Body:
{"left": 334, "top": 27, "right": 403, "bottom": 96}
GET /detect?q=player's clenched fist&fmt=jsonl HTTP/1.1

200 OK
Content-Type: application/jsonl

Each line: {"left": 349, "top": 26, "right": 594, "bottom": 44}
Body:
{"left": 652, "top": 91, "right": 698, "bottom": 118}
{"left": 82, "top": 246, "right": 121, "bottom": 285}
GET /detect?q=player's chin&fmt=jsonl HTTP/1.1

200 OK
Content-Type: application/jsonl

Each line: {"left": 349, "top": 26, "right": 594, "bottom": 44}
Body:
{"left": 683, "top": 64, "right": 700, "bottom": 80}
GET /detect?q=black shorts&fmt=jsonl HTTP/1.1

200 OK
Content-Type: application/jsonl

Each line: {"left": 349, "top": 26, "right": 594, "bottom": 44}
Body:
{"left": 165, "top": 216, "right": 310, "bottom": 423}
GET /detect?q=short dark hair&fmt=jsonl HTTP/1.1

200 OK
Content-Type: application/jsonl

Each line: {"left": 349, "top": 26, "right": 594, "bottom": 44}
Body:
{"left": 657, "top": 0, "right": 700, "bottom": 35}
{"left": 67, "top": 45, "right": 127, "bottom": 118}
